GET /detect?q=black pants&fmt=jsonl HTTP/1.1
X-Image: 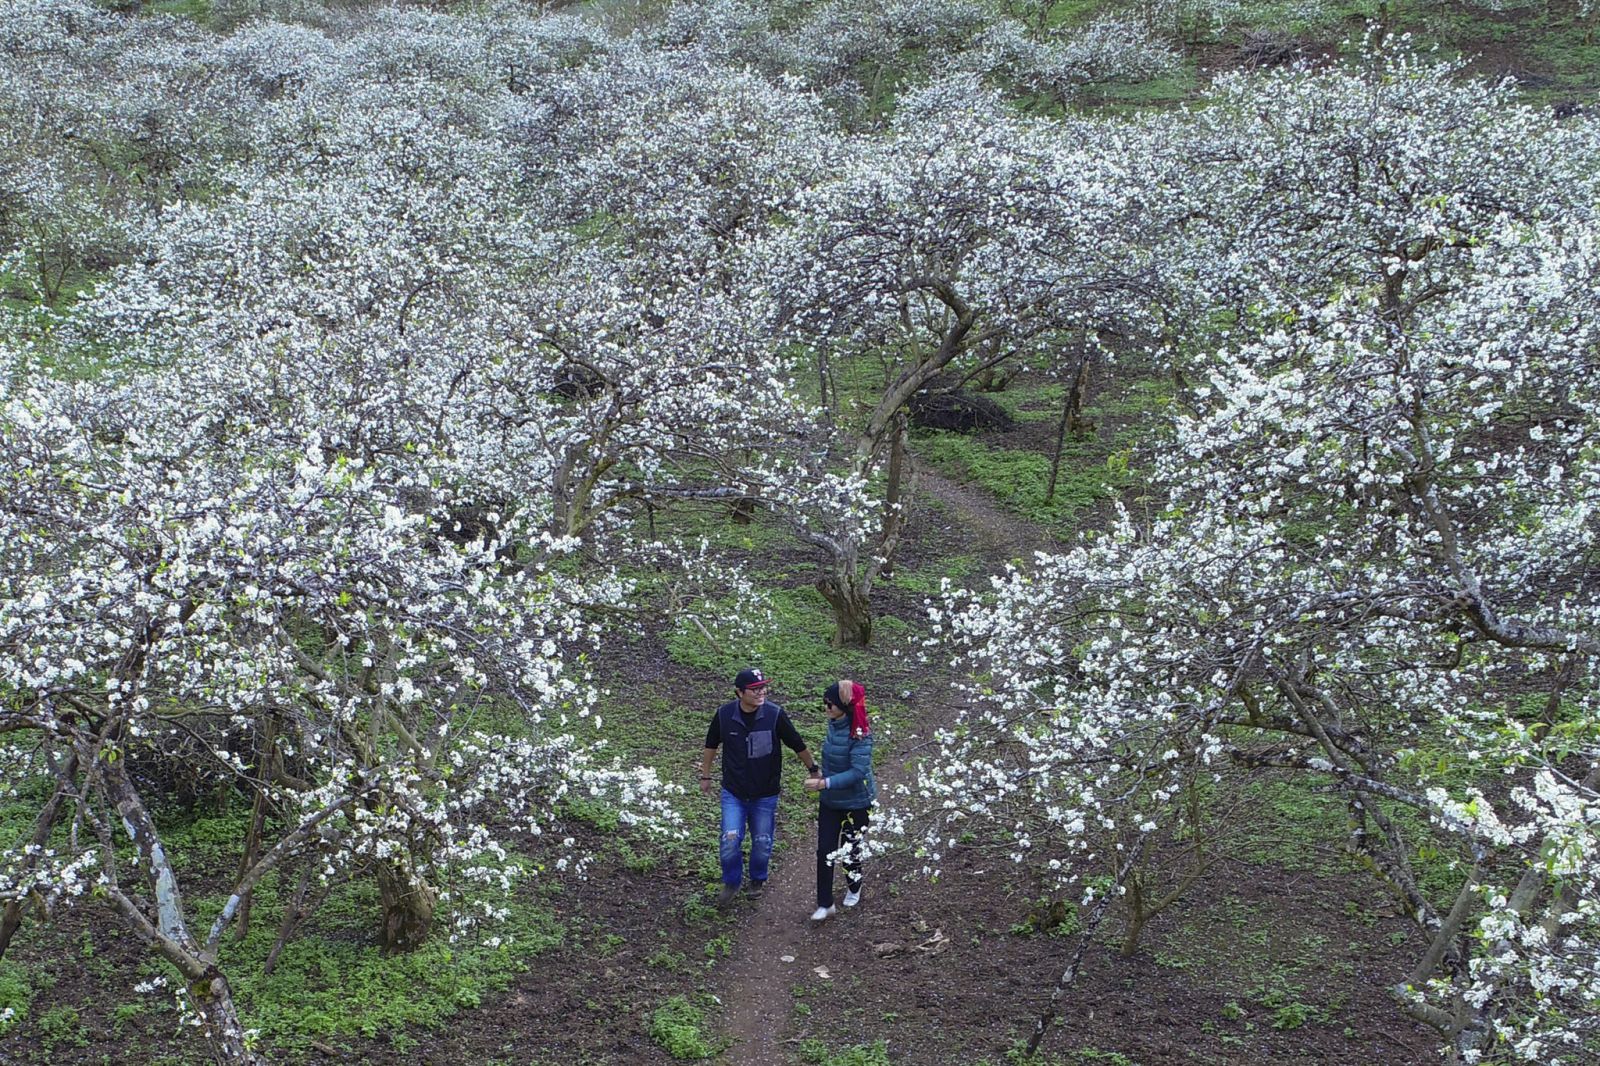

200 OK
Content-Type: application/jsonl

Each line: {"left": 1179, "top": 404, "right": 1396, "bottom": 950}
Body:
{"left": 816, "top": 805, "right": 869, "bottom": 907}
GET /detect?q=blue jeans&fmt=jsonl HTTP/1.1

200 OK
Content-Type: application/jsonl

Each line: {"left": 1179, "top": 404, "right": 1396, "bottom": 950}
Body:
{"left": 719, "top": 790, "right": 779, "bottom": 887}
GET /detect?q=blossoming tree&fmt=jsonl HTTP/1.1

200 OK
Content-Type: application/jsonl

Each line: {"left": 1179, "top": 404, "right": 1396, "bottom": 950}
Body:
{"left": 909, "top": 51, "right": 1600, "bottom": 1065}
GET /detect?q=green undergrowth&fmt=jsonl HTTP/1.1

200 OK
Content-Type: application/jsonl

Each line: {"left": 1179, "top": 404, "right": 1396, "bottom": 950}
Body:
{"left": 888, "top": 552, "right": 980, "bottom": 596}
{"left": 137, "top": 804, "right": 565, "bottom": 1051}
{"left": 224, "top": 884, "right": 559, "bottom": 1051}
{"left": 1232, "top": 772, "right": 1468, "bottom": 908}
{"left": 1232, "top": 777, "right": 1349, "bottom": 875}
{"left": 574, "top": 690, "right": 725, "bottom": 885}
{"left": 148, "top": 0, "right": 211, "bottom": 18}
{"left": 1088, "top": 65, "right": 1200, "bottom": 109}
{"left": 648, "top": 993, "right": 721, "bottom": 1059}
{"left": 0, "top": 959, "right": 33, "bottom": 1037}
{"left": 645, "top": 503, "right": 794, "bottom": 556}
{"left": 665, "top": 584, "right": 865, "bottom": 699}
{"left": 0, "top": 770, "right": 55, "bottom": 853}
{"left": 798, "top": 1038, "right": 893, "bottom": 1066}
{"left": 914, "top": 431, "right": 1131, "bottom": 528}
{"left": 986, "top": 382, "right": 1067, "bottom": 423}
{"left": 1151, "top": 893, "right": 1352, "bottom": 1035}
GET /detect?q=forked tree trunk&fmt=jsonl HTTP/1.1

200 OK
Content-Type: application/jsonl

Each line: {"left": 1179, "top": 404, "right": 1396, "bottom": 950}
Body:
{"left": 233, "top": 717, "right": 278, "bottom": 943}
{"left": 1119, "top": 871, "right": 1151, "bottom": 957}
{"left": 97, "top": 758, "right": 265, "bottom": 1066}
{"left": 805, "top": 284, "right": 978, "bottom": 648}
{"left": 375, "top": 860, "right": 437, "bottom": 953}
{"left": 816, "top": 570, "right": 874, "bottom": 647}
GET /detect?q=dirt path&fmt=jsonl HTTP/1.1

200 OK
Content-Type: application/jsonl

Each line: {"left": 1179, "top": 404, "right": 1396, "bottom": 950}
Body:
{"left": 711, "top": 465, "right": 1050, "bottom": 1065}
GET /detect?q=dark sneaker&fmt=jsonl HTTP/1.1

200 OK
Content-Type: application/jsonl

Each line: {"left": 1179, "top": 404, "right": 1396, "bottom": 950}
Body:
{"left": 715, "top": 884, "right": 740, "bottom": 909}
{"left": 746, "top": 880, "right": 766, "bottom": 900}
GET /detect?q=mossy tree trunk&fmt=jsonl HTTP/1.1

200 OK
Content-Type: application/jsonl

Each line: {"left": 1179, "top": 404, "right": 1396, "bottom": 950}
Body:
{"left": 375, "top": 859, "right": 438, "bottom": 953}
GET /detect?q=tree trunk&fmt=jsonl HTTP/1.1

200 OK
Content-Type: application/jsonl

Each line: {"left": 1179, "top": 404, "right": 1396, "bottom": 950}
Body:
{"left": 263, "top": 864, "right": 315, "bottom": 976}
{"left": 816, "top": 571, "right": 873, "bottom": 647}
{"left": 233, "top": 718, "right": 276, "bottom": 942}
{"left": 1119, "top": 870, "right": 1149, "bottom": 957}
{"left": 1026, "top": 838, "right": 1147, "bottom": 1056}
{"left": 880, "top": 414, "right": 908, "bottom": 580}
{"left": 96, "top": 756, "right": 264, "bottom": 1065}
{"left": 1120, "top": 910, "right": 1150, "bottom": 958}
{"left": 1045, "top": 370, "right": 1073, "bottom": 506}
{"left": 0, "top": 751, "right": 77, "bottom": 960}
{"left": 189, "top": 972, "right": 265, "bottom": 1066}
{"left": 1064, "top": 353, "right": 1092, "bottom": 437}
{"left": 375, "top": 861, "right": 437, "bottom": 953}
{"left": 1046, "top": 348, "right": 1093, "bottom": 505}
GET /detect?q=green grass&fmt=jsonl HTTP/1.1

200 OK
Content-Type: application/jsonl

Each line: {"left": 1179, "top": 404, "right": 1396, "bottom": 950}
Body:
{"left": 0, "top": 960, "right": 32, "bottom": 1037}
{"left": 1232, "top": 778, "right": 1349, "bottom": 875}
{"left": 34, "top": 1004, "right": 88, "bottom": 1053}
{"left": 1067, "top": 1050, "right": 1140, "bottom": 1066}
{"left": 986, "top": 382, "right": 1067, "bottom": 424}
{"left": 798, "top": 1038, "right": 893, "bottom": 1066}
{"left": 1527, "top": 22, "right": 1600, "bottom": 94}
{"left": 914, "top": 432, "right": 1131, "bottom": 528}
{"left": 888, "top": 553, "right": 980, "bottom": 596}
{"left": 1090, "top": 66, "right": 1201, "bottom": 108}
{"left": 204, "top": 874, "right": 561, "bottom": 1050}
{"left": 1231, "top": 767, "right": 1469, "bottom": 910}
{"left": 148, "top": 0, "right": 211, "bottom": 18}
{"left": 636, "top": 500, "right": 793, "bottom": 556}
{"left": 648, "top": 994, "right": 719, "bottom": 1059}
{"left": 665, "top": 584, "right": 852, "bottom": 701}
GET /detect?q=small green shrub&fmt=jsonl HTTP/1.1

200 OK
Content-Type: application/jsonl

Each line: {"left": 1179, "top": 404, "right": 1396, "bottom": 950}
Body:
{"left": 646, "top": 947, "right": 688, "bottom": 973}
{"left": 648, "top": 995, "right": 716, "bottom": 1059}
{"left": 1270, "top": 1001, "right": 1313, "bottom": 1030}
{"left": 801, "top": 1039, "right": 893, "bottom": 1066}
{"left": 37, "top": 1004, "right": 89, "bottom": 1051}
{"left": 0, "top": 961, "right": 31, "bottom": 1036}
{"left": 111, "top": 1000, "right": 145, "bottom": 1034}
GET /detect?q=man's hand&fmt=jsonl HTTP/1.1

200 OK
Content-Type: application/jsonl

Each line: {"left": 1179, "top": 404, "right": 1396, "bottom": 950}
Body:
{"left": 700, "top": 776, "right": 714, "bottom": 795}
{"left": 804, "top": 775, "right": 825, "bottom": 792}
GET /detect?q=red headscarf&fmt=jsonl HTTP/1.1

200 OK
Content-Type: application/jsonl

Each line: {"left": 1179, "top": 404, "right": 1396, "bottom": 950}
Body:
{"left": 837, "top": 678, "right": 870, "bottom": 739}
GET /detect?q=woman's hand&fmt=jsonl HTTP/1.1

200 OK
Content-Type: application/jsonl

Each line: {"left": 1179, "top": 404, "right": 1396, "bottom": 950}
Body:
{"left": 804, "top": 776, "right": 826, "bottom": 792}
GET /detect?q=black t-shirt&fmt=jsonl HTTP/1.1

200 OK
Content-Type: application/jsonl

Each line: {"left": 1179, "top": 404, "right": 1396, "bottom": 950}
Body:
{"left": 705, "top": 699, "right": 807, "bottom": 799}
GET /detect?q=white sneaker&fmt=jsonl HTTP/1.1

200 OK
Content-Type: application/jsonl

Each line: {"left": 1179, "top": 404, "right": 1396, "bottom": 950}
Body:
{"left": 809, "top": 906, "right": 836, "bottom": 922}
{"left": 843, "top": 889, "right": 861, "bottom": 908}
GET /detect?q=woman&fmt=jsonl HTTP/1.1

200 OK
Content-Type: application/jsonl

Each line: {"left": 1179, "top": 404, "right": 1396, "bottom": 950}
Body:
{"left": 804, "top": 678, "right": 876, "bottom": 921}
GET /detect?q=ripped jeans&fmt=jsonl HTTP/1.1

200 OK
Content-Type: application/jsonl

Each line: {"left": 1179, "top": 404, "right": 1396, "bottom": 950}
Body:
{"left": 719, "top": 790, "right": 779, "bottom": 887}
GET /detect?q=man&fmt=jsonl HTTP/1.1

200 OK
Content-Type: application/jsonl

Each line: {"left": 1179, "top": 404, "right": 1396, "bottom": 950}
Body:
{"left": 700, "top": 667, "right": 819, "bottom": 907}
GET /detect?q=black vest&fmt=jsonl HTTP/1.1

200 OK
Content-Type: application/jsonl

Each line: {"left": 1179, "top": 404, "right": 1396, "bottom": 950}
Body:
{"left": 718, "top": 699, "right": 783, "bottom": 799}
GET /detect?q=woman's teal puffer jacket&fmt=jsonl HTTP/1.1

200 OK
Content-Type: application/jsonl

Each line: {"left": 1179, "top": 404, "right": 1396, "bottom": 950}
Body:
{"left": 819, "top": 715, "right": 876, "bottom": 810}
